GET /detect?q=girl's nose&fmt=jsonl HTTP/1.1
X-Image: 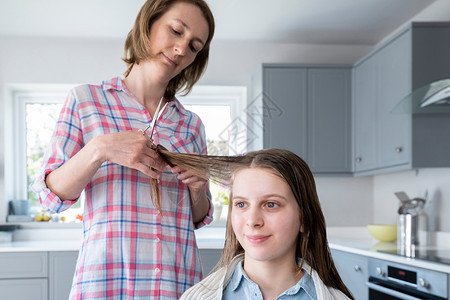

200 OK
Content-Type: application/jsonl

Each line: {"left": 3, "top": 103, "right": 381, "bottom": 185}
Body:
{"left": 246, "top": 208, "right": 263, "bottom": 228}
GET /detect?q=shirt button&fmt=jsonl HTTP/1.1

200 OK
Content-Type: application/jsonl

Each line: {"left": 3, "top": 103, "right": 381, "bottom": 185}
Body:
{"left": 154, "top": 268, "right": 160, "bottom": 273}
{"left": 155, "top": 237, "right": 160, "bottom": 243}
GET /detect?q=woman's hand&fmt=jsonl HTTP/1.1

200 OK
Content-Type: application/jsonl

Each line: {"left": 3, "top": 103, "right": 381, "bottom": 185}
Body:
{"left": 171, "top": 165, "right": 210, "bottom": 223}
{"left": 170, "top": 166, "right": 208, "bottom": 190}
{"left": 98, "top": 130, "right": 167, "bottom": 179}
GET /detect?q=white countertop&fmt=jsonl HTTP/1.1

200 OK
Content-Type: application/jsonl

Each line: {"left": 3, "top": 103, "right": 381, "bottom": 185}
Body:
{"left": 326, "top": 227, "right": 450, "bottom": 274}
{"left": 0, "top": 226, "right": 226, "bottom": 252}
{"left": 329, "top": 237, "right": 450, "bottom": 274}
{"left": 0, "top": 240, "right": 81, "bottom": 252}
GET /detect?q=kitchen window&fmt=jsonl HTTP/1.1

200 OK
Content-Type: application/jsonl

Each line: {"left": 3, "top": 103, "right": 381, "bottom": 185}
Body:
{"left": 4, "top": 84, "right": 247, "bottom": 226}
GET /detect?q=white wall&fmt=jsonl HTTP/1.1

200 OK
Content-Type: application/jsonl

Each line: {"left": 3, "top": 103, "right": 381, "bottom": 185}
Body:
{"left": 374, "top": 169, "right": 450, "bottom": 232}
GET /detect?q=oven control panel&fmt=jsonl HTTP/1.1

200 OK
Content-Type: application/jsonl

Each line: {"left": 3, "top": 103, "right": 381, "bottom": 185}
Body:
{"left": 368, "top": 257, "right": 448, "bottom": 299}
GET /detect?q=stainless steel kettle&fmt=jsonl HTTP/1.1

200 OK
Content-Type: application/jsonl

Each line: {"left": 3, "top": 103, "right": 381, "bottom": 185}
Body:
{"left": 395, "top": 192, "right": 426, "bottom": 250}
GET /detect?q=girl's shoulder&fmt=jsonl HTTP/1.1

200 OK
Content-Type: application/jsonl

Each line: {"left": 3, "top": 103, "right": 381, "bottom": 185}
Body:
{"left": 180, "top": 255, "right": 244, "bottom": 300}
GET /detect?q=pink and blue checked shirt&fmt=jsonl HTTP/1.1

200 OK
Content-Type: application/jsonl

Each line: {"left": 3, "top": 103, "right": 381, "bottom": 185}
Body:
{"left": 32, "top": 77, "right": 213, "bottom": 299}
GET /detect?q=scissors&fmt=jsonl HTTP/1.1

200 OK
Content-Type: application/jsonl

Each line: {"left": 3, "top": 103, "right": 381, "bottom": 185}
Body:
{"left": 143, "top": 97, "right": 168, "bottom": 142}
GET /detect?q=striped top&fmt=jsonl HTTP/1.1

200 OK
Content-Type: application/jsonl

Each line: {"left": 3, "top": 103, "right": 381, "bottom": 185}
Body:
{"left": 32, "top": 77, "right": 213, "bottom": 299}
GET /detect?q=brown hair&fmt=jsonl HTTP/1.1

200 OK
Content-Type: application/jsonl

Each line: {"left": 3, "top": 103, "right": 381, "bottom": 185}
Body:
{"left": 156, "top": 146, "right": 354, "bottom": 299}
{"left": 122, "top": 0, "right": 215, "bottom": 99}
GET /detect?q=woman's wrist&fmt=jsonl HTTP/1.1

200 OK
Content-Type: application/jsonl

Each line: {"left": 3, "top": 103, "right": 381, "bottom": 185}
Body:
{"left": 89, "top": 135, "right": 108, "bottom": 165}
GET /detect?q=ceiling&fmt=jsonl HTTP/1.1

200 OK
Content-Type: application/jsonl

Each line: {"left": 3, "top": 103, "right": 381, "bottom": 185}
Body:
{"left": 0, "top": 0, "right": 438, "bottom": 45}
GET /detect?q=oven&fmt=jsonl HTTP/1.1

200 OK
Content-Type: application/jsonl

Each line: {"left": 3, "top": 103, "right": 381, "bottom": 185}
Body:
{"left": 367, "top": 257, "right": 448, "bottom": 300}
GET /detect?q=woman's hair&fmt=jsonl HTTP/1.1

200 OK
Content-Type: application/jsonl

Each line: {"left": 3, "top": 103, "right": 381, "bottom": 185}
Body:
{"left": 156, "top": 146, "right": 353, "bottom": 299}
{"left": 122, "top": 0, "right": 215, "bottom": 100}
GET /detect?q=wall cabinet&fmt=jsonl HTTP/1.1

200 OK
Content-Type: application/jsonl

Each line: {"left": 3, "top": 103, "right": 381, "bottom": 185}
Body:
{"left": 353, "top": 22, "right": 450, "bottom": 174}
{"left": 256, "top": 64, "right": 352, "bottom": 174}
{"left": 331, "top": 249, "right": 368, "bottom": 300}
{"left": 254, "top": 23, "right": 450, "bottom": 177}
{"left": 0, "top": 251, "right": 78, "bottom": 300}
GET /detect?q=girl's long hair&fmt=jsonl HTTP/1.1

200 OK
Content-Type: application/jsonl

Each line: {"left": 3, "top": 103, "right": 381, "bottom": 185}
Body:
{"left": 156, "top": 146, "right": 354, "bottom": 299}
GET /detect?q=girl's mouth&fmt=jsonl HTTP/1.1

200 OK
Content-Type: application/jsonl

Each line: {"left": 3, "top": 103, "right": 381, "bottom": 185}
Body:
{"left": 246, "top": 235, "right": 270, "bottom": 244}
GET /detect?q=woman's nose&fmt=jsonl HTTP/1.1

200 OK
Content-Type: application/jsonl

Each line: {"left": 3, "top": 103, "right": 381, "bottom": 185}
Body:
{"left": 174, "top": 40, "right": 188, "bottom": 56}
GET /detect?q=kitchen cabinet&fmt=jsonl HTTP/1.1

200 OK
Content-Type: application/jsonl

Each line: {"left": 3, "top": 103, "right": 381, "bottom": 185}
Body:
{"left": 331, "top": 249, "right": 368, "bottom": 300}
{"left": 0, "top": 279, "right": 48, "bottom": 300}
{"left": 49, "top": 251, "right": 78, "bottom": 300}
{"left": 199, "top": 249, "right": 222, "bottom": 275}
{"left": 353, "top": 22, "right": 450, "bottom": 174}
{"left": 0, "top": 250, "right": 78, "bottom": 300}
{"left": 255, "top": 64, "right": 352, "bottom": 174}
{"left": 0, "top": 252, "right": 48, "bottom": 300}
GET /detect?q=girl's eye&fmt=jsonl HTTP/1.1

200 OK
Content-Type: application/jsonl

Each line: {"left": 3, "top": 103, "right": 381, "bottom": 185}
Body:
{"left": 266, "top": 202, "right": 278, "bottom": 209}
{"left": 235, "top": 202, "right": 246, "bottom": 208}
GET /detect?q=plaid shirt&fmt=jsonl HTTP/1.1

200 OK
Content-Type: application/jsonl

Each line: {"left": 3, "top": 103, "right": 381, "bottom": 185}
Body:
{"left": 32, "top": 77, "right": 213, "bottom": 299}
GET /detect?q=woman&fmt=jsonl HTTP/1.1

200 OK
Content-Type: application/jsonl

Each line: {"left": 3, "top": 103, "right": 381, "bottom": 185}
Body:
{"left": 154, "top": 148, "right": 353, "bottom": 299}
{"left": 31, "top": 0, "right": 215, "bottom": 299}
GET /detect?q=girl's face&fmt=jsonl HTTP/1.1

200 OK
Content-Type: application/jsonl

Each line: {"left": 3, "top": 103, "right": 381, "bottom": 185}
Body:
{"left": 147, "top": 1, "right": 209, "bottom": 81}
{"left": 231, "top": 168, "right": 301, "bottom": 265}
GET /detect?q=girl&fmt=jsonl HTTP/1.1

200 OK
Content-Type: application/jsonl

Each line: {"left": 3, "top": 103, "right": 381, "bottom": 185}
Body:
{"left": 156, "top": 148, "right": 353, "bottom": 299}
{"left": 32, "top": 0, "right": 215, "bottom": 299}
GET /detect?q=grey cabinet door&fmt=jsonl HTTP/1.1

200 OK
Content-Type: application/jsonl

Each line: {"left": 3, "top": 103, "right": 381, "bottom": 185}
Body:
{"left": 308, "top": 68, "right": 351, "bottom": 173}
{"left": 376, "top": 31, "right": 412, "bottom": 168}
{"left": 353, "top": 57, "right": 377, "bottom": 172}
{"left": 263, "top": 67, "right": 308, "bottom": 159}
{"left": 331, "top": 249, "right": 368, "bottom": 300}
{"left": 199, "top": 249, "right": 222, "bottom": 276}
{"left": 0, "top": 251, "right": 48, "bottom": 279}
{"left": 49, "top": 251, "right": 78, "bottom": 300}
{"left": 0, "top": 278, "right": 48, "bottom": 300}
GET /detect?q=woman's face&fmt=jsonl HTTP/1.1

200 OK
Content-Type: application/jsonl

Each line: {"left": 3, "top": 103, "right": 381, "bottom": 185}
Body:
{"left": 147, "top": 1, "right": 209, "bottom": 81}
{"left": 231, "top": 168, "right": 301, "bottom": 265}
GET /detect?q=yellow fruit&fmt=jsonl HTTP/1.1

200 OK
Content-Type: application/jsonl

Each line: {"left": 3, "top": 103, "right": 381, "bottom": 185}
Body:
{"left": 43, "top": 215, "right": 51, "bottom": 222}
{"left": 60, "top": 216, "right": 66, "bottom": 222}
{"left": 35, "top": 214, "right": 43, "bottom": 222}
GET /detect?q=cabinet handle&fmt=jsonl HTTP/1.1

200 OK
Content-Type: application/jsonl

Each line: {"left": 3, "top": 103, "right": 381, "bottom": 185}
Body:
{"left": 355, "top": 157, "right": 362, "bottom": 163}
{"left": 395, "top": 147, "right": 403, "bottom": 153}
{"left": 354, "top": 265, "right": 361, "bottom": 272}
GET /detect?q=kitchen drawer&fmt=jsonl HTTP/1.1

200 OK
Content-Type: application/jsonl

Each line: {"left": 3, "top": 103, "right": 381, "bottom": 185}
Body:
{"left": 332, "top": 249, "right": 368, "bottom": 300}
{"left": 0, "top": 252, "right": 48, "bottom": 279}
{"left": 0, "top": 278, "right": 48, "bottom": 300}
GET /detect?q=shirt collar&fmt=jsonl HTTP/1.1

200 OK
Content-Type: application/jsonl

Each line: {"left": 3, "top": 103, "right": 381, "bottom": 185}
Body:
{"left": 100, "top": 77, "right": 187, "bottom": 115}
{"left": 101, "top": 77, "right": 127, "bottom": 92}
{"left": 229, "top": 259, "right": 317, "bottom": 299}
{"left": 284, "top": 270, "right": 316, "bottom": 299}
{"left": 229, "top": 260, "right": 246, "bottom": 291}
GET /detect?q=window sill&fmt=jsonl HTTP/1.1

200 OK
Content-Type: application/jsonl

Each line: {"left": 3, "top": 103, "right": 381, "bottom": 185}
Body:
{"left": 6, "top": 222, "right": 225, "bottom": 249}
{"left": 8, "top": 222, "right": 83, "bottom": 229}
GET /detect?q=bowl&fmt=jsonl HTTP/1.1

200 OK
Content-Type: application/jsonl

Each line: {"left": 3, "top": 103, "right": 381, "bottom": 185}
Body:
{"left": 367, "top": 224, "right": 397, "bottom": 242}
